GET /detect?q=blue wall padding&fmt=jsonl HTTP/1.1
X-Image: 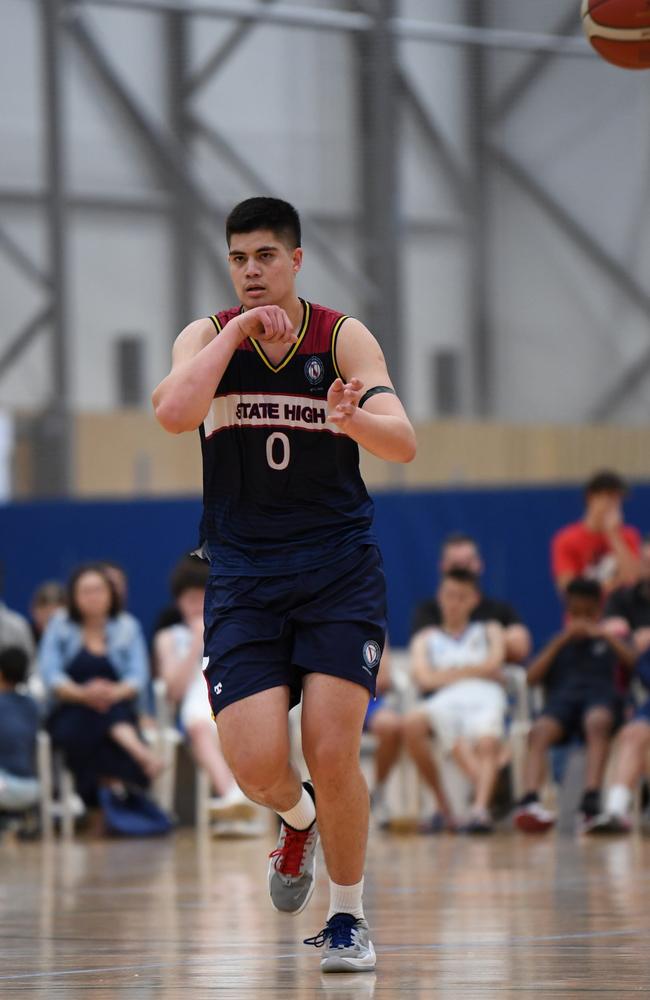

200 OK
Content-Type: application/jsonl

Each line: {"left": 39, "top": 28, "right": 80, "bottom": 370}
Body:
{"left": 3, "top": 483, "right": 650, "bottom": 652}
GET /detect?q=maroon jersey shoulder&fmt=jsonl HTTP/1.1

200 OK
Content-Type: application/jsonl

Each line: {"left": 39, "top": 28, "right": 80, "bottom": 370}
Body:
{"left": 302, "top": 301, "right": 348, "bottom": 355}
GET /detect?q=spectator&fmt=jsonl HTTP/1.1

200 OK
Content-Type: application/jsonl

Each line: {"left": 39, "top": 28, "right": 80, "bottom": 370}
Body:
{"left": 551, "top": 470, "right": 640, "bottom": 595}
{"left": 411, "top": 532, "right": 531, "bottom": 664}
{"left": 514, "top": 578, "right": 636, "bottom": 835}
{"left": 0, "top": 647, "right": 40, "bottom": 830}
{"left": 364, "top": 640, "right": 404, "bottom": 829}
{"left": 153, "top": 557, "right": 256, "bottom": 827}
{"left": 39, "top": 563, "right": 161, "bottom": 812}
{"left": 29, "top": 581, "right": 66, "bottom": 645}
{"left": 101, "top": 560, "right": 156, "bottom": 727}
{"left": 403, "top": 568, "right": 508, "bottom": 834}
{"left": 604, "top": 536, "right": 650, "bottom": 649}
{"left": 585, "top": 645, "right": 650, "bottom": 834}
{"left": 0, "top": 565, "right": 35, "bottom": 665}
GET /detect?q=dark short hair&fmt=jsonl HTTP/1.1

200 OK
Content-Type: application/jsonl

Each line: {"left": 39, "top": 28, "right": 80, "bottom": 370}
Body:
{"left": 31, "top": 580, "right": 66, "bottom": 608}
{"left": 67, "top": 563, "right": 120, "bottom": 623}
{"left": 441, "top": 532, "right": 479, "bottom": 553}
{"left": 442, "top": 567, "right": 480, "bottom": 589}
{"left": 565, "top": 577, "right": 602, "bottom": 603}
{"left": 0, "top": 646, "right": 29, "bottom": 686}
{"left": 226, "top": 197, "right": 301, "bottom": 249}
{"left": 169, "top": 556, "right": 210, "bottom": 600}
{"left": 585, "top": 470, "right": 627, "bottom": 497}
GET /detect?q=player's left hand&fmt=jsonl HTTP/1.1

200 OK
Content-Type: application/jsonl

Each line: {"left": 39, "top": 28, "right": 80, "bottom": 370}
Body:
{"left": 327, "top": 377, "right": 364, "bottom": 431}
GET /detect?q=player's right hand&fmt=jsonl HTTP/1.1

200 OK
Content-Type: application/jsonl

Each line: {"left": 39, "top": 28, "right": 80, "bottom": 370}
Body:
{"left": 234, "top": 306, "right": 297, "bottom": 345}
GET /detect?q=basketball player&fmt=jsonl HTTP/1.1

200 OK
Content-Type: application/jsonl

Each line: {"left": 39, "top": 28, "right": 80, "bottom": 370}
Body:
{"left": 152, "top": 197, "right": 416, "bottom": 973}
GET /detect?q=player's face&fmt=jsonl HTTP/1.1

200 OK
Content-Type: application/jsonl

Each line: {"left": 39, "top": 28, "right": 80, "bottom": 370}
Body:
{"left": 227, "top": 229, "right": 302, "bottom": 309}
{"left": 438, "top": 579, "right": 479, "bottom": 627}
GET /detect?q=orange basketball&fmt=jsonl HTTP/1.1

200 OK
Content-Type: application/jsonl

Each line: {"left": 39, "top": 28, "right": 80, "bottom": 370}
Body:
{"left": 581, "top": 0, "right": 650, "bottom": 68}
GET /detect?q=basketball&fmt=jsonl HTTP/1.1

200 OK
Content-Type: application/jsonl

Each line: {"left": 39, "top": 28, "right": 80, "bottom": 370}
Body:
{"left": 581, "top": 0, "right": 650, "bottom": 69}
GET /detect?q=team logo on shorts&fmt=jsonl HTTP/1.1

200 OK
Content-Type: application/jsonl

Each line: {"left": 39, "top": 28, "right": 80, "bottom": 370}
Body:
{"left": 214, "top": 682, "right": 222, "bottom": 696}
{"left": 362, "top": 640, "right": 381, "bottom": 674}
{"left": 304, "top": 356, "right": 324, "bottom": 385}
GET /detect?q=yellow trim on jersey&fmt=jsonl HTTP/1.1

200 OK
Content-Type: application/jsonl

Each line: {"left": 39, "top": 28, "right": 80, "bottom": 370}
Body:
{"left": 331, "top": 314, "right": 348, "bottom": 380}
{"left": 249, "top": 300, "right": 311, "bottom": 373}
{"left": 209, "top": 314, "right": 222, "bottom": 333}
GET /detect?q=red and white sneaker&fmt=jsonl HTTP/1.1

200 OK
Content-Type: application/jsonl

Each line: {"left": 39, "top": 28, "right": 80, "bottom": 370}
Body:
{"left": 514, "top": 801, "right": 556, "bottom": 833}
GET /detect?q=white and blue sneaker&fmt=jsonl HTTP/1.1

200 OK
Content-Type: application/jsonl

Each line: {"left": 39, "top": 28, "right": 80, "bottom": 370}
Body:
{"left": 304, "top": 913, "right": 376, "bottom": 973}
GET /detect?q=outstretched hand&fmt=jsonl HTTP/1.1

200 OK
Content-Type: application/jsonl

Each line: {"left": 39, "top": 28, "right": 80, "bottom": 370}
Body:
{"left": 327, "top": 377, "right": 364, "bottom": 431}
{"left": 234, "top": 305, "right": 297, "bottom": 345}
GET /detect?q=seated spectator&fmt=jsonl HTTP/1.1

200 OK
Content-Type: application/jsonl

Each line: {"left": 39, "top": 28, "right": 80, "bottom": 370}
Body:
{"left": 39, "top": 563, "right": 161, "bottom": 814}
{"left": 514, "top": 578, "right": 636, "bottom": 835}
{"left": 585, "top": 646, "right": 650, "bottom": 834}
{"left": 411, "top": 532, "right": 531, "bottom": 664}
{"left": 604, "top": 535, "right": 650, "bottom": 648}
{"left": 153, "top": 557, "right": 255, "bottom": 827}
{"left": 403, "top": 568, "right": 507, "bottom": 834}
{"left": 0, "top": 564, "right": 35, "bottom": 665}
{"left": 551, "top": 470, "right": 640, "bottom": 595}
{"left": 364, "top": 640, "right": 404, "bottom": 829}
{"left": 29, "top": 581, "right": 66, "bottom": 645}
{"left": 0, "top": 647, "right": 40, "bottom": 830}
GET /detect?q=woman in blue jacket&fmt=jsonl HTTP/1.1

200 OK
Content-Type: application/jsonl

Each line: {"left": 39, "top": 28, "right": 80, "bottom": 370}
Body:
{"left": 39, "top": 563, "right": 161, "bottom": 808}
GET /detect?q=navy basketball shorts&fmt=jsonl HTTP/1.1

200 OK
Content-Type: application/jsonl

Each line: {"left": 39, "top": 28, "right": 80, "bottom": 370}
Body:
{"left": 203, "top": 544, "right": 387, "bottom": 717}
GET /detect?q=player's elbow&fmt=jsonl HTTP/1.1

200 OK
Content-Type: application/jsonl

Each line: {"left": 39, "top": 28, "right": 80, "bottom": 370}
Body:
{"left": 398, "top": 427, "right": 417, "bottom": 463}
{"left": 152, "top": 395, "right": 195, "bottom": 435}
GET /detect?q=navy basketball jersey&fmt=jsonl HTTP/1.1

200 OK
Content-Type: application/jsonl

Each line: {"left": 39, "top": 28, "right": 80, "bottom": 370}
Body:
{"left": 199, "top": 299, "right": 377, "bottom": 575}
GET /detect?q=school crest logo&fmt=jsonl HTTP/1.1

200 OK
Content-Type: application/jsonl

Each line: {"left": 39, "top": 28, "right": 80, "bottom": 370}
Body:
{"left": 304, "top": 355, "right": 324, "bottom": 385}
{"left": 362, "top": 640, "right": 381, "bottom": 675}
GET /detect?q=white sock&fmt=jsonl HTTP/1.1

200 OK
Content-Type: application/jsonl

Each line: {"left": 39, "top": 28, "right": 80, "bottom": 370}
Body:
{"left": 278, "top": 786, "right": 316, "bottom": 831}
{"left": 606, "top": 784, "right": 632, "bottom": 817}
{"left": 327, "top": 877, "right": 364, "bottom": 921}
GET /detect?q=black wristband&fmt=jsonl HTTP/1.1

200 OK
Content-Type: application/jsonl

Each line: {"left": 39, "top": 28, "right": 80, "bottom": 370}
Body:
{"left": 358, "top": 385, "right": 396, "bottom": 409}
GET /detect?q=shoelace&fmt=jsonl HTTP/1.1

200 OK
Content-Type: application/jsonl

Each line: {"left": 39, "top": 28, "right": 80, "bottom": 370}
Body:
{"left": 268, "top": 824, "right": 312, "bottom": 877}
{"left": 304, "top": 913, "right": 359, "bottom": 949}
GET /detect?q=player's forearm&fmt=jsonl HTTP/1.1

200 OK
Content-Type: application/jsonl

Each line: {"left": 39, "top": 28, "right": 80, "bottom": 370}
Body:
{"left": 152, "top": 324, "right": 240, "bottom": 434}
{"left": 338, "top": 409, "right": 416, "bottom": 463}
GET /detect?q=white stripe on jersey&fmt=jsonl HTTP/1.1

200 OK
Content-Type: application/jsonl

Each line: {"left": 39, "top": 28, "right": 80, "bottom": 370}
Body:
{"left": 203, "top": 392, "right": 342, "bottom": 438}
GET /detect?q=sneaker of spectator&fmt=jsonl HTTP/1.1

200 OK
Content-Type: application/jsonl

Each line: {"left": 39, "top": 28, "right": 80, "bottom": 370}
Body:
{"left": 410, "top": 532, "right": 531, "bottom": 665}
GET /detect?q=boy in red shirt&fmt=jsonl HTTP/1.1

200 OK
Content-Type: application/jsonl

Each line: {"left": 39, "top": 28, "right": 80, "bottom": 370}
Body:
{"left": 551, "top": 471, "right": 640, "bottom": 595}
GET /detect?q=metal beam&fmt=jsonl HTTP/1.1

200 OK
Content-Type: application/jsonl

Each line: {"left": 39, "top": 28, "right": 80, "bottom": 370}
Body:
{"left": 356, "top": 0, "right": 401, "bottom": 390}
{"left": 190, "top": 116, "right": 377, "bottom": 301}
{"left": 0, "top": 225, "right": 52, "bottom": 289}
{"left": 488, "top": 8, "right": 582, "bottom": 126}
{"left": 488, "top": 144, "right": 650, "bottom": 318}
{"left": 63, "top": 7, "right": 231, "bottom": 288}
{"left": 466, "top": 0, "right": 492, "bottom": 418}
{"left": 167, "top": 9, "right": 194, "bottom": 335}
{"left": 67, "top": 1, "right": 596, "bottom": 57}
{"left": 184, "top": 0, "right": 279, "bottom": 97}
{"left": 74, "top": 0, "right": 371, "bottom": 33}
{"left": 41, "top": 0, "right": 72, "bottom": 494}
{"left": 0, "top": 304, "right": 53, "bottom": 382}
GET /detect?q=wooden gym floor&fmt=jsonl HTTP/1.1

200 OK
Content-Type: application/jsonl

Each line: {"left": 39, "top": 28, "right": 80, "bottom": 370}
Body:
{"left": 2, "top": 827, "right": 649, "bottom": 998}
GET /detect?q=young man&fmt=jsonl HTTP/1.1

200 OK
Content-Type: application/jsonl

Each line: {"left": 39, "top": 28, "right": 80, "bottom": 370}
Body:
{"left": 152, "top": 197, "right": 415, "bottom": 973}
{"left": 551, "top": 471, "right": 640, "bottom": 595}
{"left": 403, "top": 568, "right": 507, "bottom": 834}
{"left": 411, "top": 532, "right": 531, "bottom": 665}
{"left": 514, "top": 578, "right": 637, "bottom": 834}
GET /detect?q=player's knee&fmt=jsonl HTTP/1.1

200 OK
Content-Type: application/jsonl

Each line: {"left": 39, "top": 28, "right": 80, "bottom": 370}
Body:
{"left": 228, "top": 749, "right": 287, "bottom": 799}
{"left": 303, "top": 738, "right": 357, "bottom": 787}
